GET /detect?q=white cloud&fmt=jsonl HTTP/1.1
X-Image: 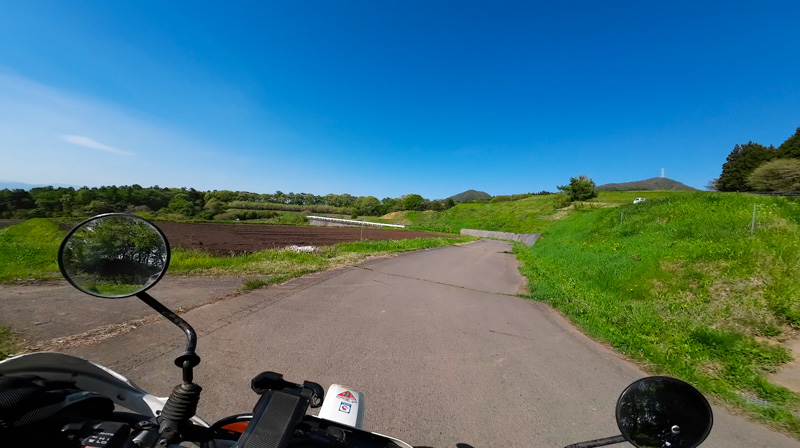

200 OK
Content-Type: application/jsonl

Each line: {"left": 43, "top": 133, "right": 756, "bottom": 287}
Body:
{"left": 61, "top": 134, "right": 134, "bottom": 155}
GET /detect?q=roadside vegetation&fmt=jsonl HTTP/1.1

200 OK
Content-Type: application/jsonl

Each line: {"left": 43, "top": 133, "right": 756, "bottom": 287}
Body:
{"left": 513, "top": 192, "right": 800, "bottom": 435}
{"left": 0, "top": 218, "right": 63, "bottom": 282}
{"left": 712, "top": 125, "right": 800, "bottom": 192}
{"left": 169, "top": 237, "right": 469, "bottom": 280}
{"left": 376, "top": 191, "right": 691, "bottom": 233}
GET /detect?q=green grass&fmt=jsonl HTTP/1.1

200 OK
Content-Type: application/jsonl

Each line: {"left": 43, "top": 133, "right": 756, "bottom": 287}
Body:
{"left": 375, "top": 191, "right": 694, "bottom": 234}
{"left": 513, "top": 192, "right": 800, "bottom": 435}
{"left": 0, "top": 326, "right": 21, "bottom": 359}
{"left": 170, "top": 236, "right": 471, "bottom": 278}
{"left": 0, "top": 218, "right": 65, "bottom": 282}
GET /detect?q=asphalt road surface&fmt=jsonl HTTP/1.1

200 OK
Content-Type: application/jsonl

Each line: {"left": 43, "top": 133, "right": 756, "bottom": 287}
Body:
{"left": 67, "top": 239, "right": 798, "bottom": 447}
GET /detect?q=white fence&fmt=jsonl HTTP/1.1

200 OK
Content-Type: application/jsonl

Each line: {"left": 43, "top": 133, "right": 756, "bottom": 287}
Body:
{"left": 306, "top": 216, "right": 405, "bottom": 228}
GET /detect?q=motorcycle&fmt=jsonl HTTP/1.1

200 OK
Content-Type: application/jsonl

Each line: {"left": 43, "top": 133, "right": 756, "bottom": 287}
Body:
{"left": 0, "top": 213, "right": 714, "bottom": 448}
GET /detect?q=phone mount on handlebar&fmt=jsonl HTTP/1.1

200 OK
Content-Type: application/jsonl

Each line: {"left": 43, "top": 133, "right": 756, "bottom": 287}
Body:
{"left": 233, "top": 372, "right": 324, "bottom": 448}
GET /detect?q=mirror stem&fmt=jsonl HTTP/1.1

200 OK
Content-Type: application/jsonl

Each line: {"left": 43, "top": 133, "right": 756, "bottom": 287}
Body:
{"left": 136, "top": 291, "right": 201, "bottom": 384}
{"left": 564, "top": 435, "right": 626, "bottom": 448}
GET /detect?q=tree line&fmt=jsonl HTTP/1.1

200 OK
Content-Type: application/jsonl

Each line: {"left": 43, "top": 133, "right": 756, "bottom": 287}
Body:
{"left": 0, "top": 185, "right": 459, "bottom": 220}
{"left": 712, "top": 126, "right": 800, "bottom": 192}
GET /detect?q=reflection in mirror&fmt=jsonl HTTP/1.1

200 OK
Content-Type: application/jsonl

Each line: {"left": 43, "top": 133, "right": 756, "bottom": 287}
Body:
{"left": 617, "top": 377, "right": 712, "bottom": 448}
{"left": 59, "top": 214, "right": 169, "bottom": 298}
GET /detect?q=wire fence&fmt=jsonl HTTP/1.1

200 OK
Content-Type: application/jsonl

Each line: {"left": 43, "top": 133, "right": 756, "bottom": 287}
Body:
{"left": 748, "top": 191, "right": 800, "bottom": 197}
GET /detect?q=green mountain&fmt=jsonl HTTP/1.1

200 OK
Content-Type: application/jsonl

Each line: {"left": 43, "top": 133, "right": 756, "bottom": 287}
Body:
{"left": 597, "top": 177, "right": 696, "bottom": 191}
{"left": 449, "top": 189, "right": 491, "bottom": 203}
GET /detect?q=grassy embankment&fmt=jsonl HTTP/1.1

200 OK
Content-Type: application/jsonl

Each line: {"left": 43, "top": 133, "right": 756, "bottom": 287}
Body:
{"left": 0, "top": 219, "right": 470, "bottom": 357}
{"left": 374, "top": 190, "right": 688, "bottom": 233}
{"left": 381, "top": 191, "right": 800, "bottom": 436}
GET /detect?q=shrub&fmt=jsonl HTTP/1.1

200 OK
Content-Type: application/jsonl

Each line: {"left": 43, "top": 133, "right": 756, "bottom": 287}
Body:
{"left": 748, "top": 158, "right": 800, "bottom": 192}
{"left": 552, "top": 193, "right": 572, "bottom": 209}
{"left": 558, "top": 175, "right": 598, "bottom": 202}
{"left": 228, "top": 210, "right": 279, "bottom": 220}
{"left": 278, "top": 213, "right": 308, "bottom": 225}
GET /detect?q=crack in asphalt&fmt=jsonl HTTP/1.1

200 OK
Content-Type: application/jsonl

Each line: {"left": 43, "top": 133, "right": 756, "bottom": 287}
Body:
{"left": 353, "top": 266, "right": 517, "bottom": 296}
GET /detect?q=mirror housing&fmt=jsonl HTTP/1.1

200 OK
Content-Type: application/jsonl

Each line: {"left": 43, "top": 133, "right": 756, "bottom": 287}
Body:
{"left": 58, "top": 213, "right": 170, "bottom": 298}
{"left": 58, "top": 214, "right": 199, "bottom": 384}
{"left": 616, "top": 376, "right": 713, "bottom": 448}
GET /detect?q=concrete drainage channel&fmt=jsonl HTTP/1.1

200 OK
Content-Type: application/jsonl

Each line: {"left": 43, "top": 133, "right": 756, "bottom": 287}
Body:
{"left": 460, "top": 229, "right": 541, "bottom": 246}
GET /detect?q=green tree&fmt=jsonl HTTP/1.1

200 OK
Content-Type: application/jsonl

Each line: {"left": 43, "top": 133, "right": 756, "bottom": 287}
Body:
{"left": 8, "top": 189, "right": 35, "bottom": 210}
{"left": 203, "top": 197, "right": 226, "bottom": 215}
{"left": 380, "top": 197, "right": 399, "bottom": 215}
{"left": 717, "top": 142, "right": 775, "bottom": 191}
{"left": 557, "top": 175, "right": 598, "bottom": 202}
{"left": 443, "top": 198, "right": 455, "bottom": 209}
{"left": 87, "top": 200, "right": 115, "bottom": 215}
{"left": 400, "top": 194, "right": 425, "bottom": 211}
{"left": 748, "top": 159, "right": 800, "bottom": 192}
{"left": 352, "top": 196, "right": 381, "bottom": 216}
{"left": 776, "top": 126, "right": 800, "bottom": 159}
{"left": 165, "top": 193, "right": 196, "bottom": 216}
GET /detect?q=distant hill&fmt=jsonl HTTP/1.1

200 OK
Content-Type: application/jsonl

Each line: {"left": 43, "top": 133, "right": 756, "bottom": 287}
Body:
{"left": 0, "top": 180, "right": 81, "bottom": 190}
{"left": 449, "top": 189, "right": 492, "bottom": 203}
{"left": 597, "top": 177, "right": 696, "bottom": 191}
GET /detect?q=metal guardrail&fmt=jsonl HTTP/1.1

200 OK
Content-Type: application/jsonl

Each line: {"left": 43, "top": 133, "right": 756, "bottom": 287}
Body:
{"left": 306, "top": 216, "right": 405, "bottom": 228}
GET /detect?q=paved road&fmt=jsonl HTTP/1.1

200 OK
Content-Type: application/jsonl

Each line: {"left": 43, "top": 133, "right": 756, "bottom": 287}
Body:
{"left": 66, "top": 240, "right": 798, "bottom": 447}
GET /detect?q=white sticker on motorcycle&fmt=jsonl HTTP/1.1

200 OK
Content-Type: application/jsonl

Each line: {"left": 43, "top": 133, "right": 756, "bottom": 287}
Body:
{"left": 339, "top": 402, "right": 352, "bottom": 414}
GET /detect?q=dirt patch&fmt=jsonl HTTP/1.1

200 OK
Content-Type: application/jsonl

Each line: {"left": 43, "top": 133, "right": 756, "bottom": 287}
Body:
{"left": 0, "top": 276, "right": 245, "bottom": 343}
{"left": 155, "top": 222, "right": 450, "bottom": 255}
{"left": 380, "top": 211, "right": 405, "bottom": 220}
{"left": 770, "top": 338, "right": 800, "bottom": 393}
{"left": 0, "top": 219, "right": 23, "bottom": 229}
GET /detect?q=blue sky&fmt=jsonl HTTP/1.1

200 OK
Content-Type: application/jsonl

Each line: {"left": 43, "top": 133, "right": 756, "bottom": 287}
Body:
{"left": 1, "top": 1, "right": 798, "bottom": 198}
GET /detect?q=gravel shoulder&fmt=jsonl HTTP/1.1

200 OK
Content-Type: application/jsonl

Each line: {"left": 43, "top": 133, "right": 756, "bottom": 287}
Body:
{"left": 0, "top": 276, "right": 244, "bottom": 343}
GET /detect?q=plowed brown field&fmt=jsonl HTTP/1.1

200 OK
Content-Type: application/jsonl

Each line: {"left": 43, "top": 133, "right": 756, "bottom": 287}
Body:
{"left": 155, "top": 222, "right": 450, "bottom": 254}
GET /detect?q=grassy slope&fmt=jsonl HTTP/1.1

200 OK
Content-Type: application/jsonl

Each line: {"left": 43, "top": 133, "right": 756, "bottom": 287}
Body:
{"left": 377, "top": 191, "right": 691, "bottom": 233}
{"left": 515, "top": 192, "right": 800, "bottom": 435}
{"left": 0, "top": 218, "right": 64, "bottom": 282}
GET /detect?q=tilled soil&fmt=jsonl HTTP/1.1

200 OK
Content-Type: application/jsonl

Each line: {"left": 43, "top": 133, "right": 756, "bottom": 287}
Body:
{"left": 155, "top": 222, "right": 450, "bottom": 255}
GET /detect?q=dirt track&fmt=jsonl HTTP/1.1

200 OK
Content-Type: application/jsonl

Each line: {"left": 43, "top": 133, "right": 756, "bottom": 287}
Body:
{"left": 155, "top": 222, "right": 450, "bottom": 254}
{"left": 0, "top": 219, "right": 23, "bottom": 229}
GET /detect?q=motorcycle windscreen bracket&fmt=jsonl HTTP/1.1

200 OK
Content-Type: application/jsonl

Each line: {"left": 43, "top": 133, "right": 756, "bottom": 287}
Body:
{"left": 318, "top": 384, "right": 365, "bottom": 429}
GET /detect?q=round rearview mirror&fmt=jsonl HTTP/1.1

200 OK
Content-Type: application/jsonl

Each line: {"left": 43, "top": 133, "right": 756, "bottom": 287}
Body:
{"left": 58, "top": 213, "right": 170, "bottom": 298}
{"left": 617, "top": 376, "right": 712, "bottom": 448}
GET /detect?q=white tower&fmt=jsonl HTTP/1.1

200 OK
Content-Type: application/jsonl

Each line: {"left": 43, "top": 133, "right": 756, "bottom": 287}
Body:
{"left": 661, "top": 168, "right": 665, "bottom": 178}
